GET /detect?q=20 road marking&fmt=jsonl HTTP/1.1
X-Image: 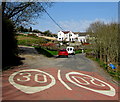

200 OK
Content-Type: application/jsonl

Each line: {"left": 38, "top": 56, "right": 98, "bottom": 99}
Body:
{"left": 9, "top": 69, "right": 116, "bottom": 96}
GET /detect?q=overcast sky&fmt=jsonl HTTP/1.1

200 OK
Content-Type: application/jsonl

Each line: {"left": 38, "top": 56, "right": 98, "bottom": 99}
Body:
{"left": 31, "top": 2, "right": 118, "bottom": 34}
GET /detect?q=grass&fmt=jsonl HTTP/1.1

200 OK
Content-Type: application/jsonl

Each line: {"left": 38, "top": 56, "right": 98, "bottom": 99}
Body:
{"left": 17, "top": 35, "right": 59, "bottom": 57}
{"left": 86, "top": 55, "right": 120, "bottom": 82}
{"left": 108, "top": 70, "right": 120, "bottom": 81}
{"left": 35, "top": 46, "right": 58, "bottom": 57}
{"left": 46, "top": 49, "right": 58, "bottom": 55}
{"left": 16, "top": 34, "right": 46, "bottom": 46}
{"left": 75, "top": 50, "right": 82, "bottom": 54}
{"left": 95, "top": 58, "right": 107, "bottom": 69}
{"left": 17, "top": 34, "right": 87, "bottom": 57}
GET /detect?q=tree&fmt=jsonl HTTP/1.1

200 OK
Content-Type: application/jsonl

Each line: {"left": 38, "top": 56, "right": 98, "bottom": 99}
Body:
{"left": 2, "top": 2, "right": 53, "bottom": 25}
{"left": 29, "top": 27, "right": 32, "bottom": 32}
{"left": 32, "top": 29, "right": 41, "bottom": 33}
{"left": 16, "top": 26, "right": 29, "bottom": 32}
{"left": 2, "top": 17, "right": 22, "bottom": 68}
{"left": 43, "top": 30, "right": 52, "bottom": 36}
{"left": 2, "top": 2, "right": 53, "bottom": 68}
{"left": 87, "top": 21, "right": 118, "bottom": 67}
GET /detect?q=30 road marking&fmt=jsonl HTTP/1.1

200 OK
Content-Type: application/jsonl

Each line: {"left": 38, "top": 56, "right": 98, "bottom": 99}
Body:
{"left": 9, "top": 69, "right": 56, "bottom": 94}
{"left": 9, "top": 69, "right": 116, "bottom": 96}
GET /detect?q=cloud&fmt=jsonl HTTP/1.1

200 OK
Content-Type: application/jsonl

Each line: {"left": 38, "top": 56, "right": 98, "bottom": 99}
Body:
{"left": 32, "top": 18, "right": 117, "bottom": 34}
{"left": 59, "top": 20, "right": 89, "bottom": 32}
{"left": 58, "top": 18, "right": 115, "bottom": 32}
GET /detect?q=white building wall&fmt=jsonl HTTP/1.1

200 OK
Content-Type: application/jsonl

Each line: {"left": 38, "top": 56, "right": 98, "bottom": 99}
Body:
{"left": 65, "top": 33, "right": 70, "bottom": 41}
{"left": 69, "top": 31, "right": 75, "bottom": 41}
{"left": 78, "top": 36, "right": 87, "bottom": 42}
{"left": 57, "top": 31, "right": 88, "bottom": 43}
{"left": 57, "top": 31, "right": 65, "bottom": 41}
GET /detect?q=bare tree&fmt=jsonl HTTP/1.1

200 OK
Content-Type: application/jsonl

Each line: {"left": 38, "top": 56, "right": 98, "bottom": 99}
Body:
{"left": 2, "top": 1, "right": 53, "bottom": 68}
{"left": 2, "top": 2, "right": 53, "bottom": 25}
{"left": 87, "top": 21, "right": 118, "bottom": 67}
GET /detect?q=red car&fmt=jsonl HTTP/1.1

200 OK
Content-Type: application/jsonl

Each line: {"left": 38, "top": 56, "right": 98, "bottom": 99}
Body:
{"left": 58, "top": 49, "right": 68, "bottom": 58}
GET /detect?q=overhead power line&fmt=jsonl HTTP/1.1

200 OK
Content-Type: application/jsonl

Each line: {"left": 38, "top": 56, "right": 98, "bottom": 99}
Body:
{"left": 42, "top": 6, "right": 64, "bottom": 31}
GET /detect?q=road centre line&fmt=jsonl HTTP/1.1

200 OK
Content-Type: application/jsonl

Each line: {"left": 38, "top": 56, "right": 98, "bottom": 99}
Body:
{"left": 58, "top": 70, "right": 72, "bottom": 90}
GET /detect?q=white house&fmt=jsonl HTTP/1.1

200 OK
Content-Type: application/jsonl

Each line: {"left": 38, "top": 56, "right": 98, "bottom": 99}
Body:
{"left": 78, "top": 33, "right": 89, "bottom": 43}
{"left": 57, "top": 31, "right": 89, "bottom": 43}
{"left": 57, "top": 31, "right": 78, "bottom": 42}
{"left": 57, "top": 31, "right": 69, "bottom": 41}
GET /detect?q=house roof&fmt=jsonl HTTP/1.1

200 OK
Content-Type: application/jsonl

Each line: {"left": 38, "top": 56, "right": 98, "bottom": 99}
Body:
{"left": 59, "top": 31, "right": 88, "bottom": 36}
{"left": 78, "top": 33, "right": 88, "bottom": 36}
{"left": 73, "top": 32, "right": 80, "bottom": 34}
{"left": 61, "top": 31, "right": 70, "bottom": 34}
{"left": 74, "top": 32, "right": 87, "bottom": 36}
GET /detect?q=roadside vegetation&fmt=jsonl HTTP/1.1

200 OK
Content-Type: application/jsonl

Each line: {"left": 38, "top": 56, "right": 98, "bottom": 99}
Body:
{"left": 86, "top": 21, "right": 120, "bottom": 81}
{"left": 17, "top": 34, "right": 47, "bottom": 46}
{"left": 34, "top": 46, "right": 58, "bottom": 57}
{"left": 2, "top": 2, "right": 53, "bottom": 70}
{"left": 17, "top": 34, "right": 83, "bottom": 57}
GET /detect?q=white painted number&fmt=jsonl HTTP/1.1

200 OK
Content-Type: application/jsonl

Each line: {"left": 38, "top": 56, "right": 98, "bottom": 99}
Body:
{"left": 17, "top": 72, "right": 31, "bottom": 82}
{"left": 17, "top": 73, "right": 47, "bottom": 83}
{"left": 9, "top": 69, "right": 116, "bottom": 96}
{"left": 34, "top": 74, "right": 47, "bottom": 83}
{"left": 65, "top": 71, "right": 116, "bottom": 96}
{"left": 9, "top": 69, "right": 56, "bottom": 94}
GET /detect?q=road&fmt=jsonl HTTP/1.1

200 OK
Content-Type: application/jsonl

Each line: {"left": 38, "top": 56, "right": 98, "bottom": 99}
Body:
{"left": 1, "top": 46, "right": 119, "bottom": 101}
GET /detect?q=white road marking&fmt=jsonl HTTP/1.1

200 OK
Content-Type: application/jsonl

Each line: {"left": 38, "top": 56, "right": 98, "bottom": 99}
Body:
{"left": 34, "top": 74, "right": 47, "bottom": 83}
{"left": 66, "top": 71, "right": 116, "bottom": 96}
{"left": 9, "top": 69, "right": 116, "bottom": 96}
{"left": 58, "top": 70, "right": 72, "bottom": 90}
{"left": 72, "top": 76, "right": 90, "bottom": 85}
{"left": 17, "top": 72, "right": 31, "bottom": 82}
{"left": 9, "top": 69, "right": 56, "bottom": 94}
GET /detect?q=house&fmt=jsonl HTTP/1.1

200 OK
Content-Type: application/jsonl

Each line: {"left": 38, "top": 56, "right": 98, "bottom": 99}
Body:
{"left": 77, "top": 32, "right": 89, "bottom": 43}
{"left": 57, "top": 31, "right": 78, "bottom": 42}
{"left": 57, "top": 31, "right": 69, "bottom": 41}
{"left": 57, "top": 31, "right": 89, "bottom": 43}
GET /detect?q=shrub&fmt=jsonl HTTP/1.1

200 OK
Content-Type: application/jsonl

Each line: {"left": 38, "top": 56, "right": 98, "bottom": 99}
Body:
{"left": 2, "top": 17, "right": 22, "bottom": 69}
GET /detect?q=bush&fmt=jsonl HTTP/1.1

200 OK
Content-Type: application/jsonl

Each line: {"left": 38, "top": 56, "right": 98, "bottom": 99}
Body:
{"left": 2, "top": 17, "right": 22, "bottom": 69}
{"left": 35, "top": 46, "right": 53, "bottom": 57}
{"left": 75, "top": 50, "right": 82, "bottom": 54}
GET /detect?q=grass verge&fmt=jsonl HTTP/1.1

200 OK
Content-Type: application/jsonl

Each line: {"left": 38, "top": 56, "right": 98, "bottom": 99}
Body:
{"left": 86, "top": 56, "right": 120, "bottom": 82}
{"left": 34, "top": 46, "right": 58, "bottom": 57}
{"left": 75, "top": 50, "right": 82, "bottom": 54}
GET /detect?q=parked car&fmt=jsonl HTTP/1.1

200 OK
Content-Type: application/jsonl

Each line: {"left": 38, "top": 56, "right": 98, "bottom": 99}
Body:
{"left": 66, "top": 47, "right": 75, "bottom": 55}
{"left": 58, "top": 49, "right": 68, "bottom": 58}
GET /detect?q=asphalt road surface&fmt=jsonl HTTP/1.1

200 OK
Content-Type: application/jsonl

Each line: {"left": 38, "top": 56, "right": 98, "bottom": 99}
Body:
{"left": 1, "top": 46, "right": 119, "bottom": 101}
